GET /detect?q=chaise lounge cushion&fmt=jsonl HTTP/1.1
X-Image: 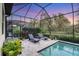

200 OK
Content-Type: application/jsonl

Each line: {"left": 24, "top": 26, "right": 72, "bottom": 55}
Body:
{"left": 38, "top": 33, "right": 48, "bottom": 40}
{"left": 28, "top": 34, "right": 40, "bottom": 43}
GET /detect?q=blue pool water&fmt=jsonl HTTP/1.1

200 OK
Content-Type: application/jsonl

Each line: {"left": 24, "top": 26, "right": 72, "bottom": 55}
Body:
{"left": 39, "top": 41, "right": 79, "bottom": 56}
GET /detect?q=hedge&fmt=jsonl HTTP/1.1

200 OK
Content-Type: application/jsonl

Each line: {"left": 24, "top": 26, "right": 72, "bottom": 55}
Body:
{"left": 54, "top": 35, "right": 79, "bottom": 43}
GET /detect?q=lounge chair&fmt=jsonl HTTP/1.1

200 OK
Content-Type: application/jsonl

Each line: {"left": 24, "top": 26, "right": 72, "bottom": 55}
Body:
{"left": 28, "top": 34, "right": 40, "bottom": 43}
{"left": 38, "top": 33, "right": 48, "bottom": 40}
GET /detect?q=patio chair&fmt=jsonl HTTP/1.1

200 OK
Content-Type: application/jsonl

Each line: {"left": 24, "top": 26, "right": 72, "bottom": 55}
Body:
{"left": 38, "top": 33, "right": 48, "bottom": 40}
{"left": 28, "top": 34, "right": 40, "bottom": 43}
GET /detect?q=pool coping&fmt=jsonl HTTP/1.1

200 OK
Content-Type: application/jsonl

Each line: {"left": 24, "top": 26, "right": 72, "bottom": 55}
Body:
{"left": 38, "top": 40, "right": 59, "bottom": 53}
{"left": 38, "top": 40, "right": 79, "bottom": 54}
{"left": 59, "top": 40, "right": 79, "bottom": 46}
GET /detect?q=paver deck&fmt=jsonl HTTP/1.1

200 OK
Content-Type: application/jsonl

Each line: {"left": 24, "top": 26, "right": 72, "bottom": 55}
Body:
{"left": 19, "top": 39, "right": 59, "bottom": 56}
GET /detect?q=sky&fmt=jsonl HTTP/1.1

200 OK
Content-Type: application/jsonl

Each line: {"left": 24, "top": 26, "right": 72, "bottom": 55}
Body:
{"left": 8, "top": 3, "right": 79, "bottom": 25}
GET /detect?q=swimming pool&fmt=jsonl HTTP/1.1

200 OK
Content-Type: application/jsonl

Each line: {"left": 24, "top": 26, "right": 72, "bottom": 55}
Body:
{"left": 38, "top": 41, "right": 79, "bottom": 56}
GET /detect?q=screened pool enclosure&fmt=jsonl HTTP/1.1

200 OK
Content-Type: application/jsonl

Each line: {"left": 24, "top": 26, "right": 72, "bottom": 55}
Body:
{"left": 6, "top": 3, "right": 79, "bottom": 42}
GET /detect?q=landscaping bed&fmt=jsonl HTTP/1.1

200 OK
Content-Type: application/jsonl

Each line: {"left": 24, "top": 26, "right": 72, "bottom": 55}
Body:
{"left": 2, "top": 39, "right": 22, "bottom": 56}
{"left": 52, "top": 34, "right": 79, "bottom": 43}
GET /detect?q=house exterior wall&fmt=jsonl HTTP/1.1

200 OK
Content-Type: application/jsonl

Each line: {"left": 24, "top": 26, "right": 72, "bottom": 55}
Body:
{"left": 0, "top": 3, "right": 5, "bottom": 56}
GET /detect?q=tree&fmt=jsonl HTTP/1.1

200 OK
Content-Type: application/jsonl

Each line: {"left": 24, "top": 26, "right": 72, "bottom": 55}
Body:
{"left": 40, "top": 19, "right": 49, "bottom": 33}
{"left": 40, "top": 10, "right": 52, "bottom": 35}
{"left": 30, "top": 20, "right": 40, "bottom": 28}
{"left": 75, "top": 20, "right": 79, "bottom": 33}
{"left": 75, "top": 4, "right": 79, "bottom": 32}
{"left": 53, "top": 13, "right": 70, "bottom": 31}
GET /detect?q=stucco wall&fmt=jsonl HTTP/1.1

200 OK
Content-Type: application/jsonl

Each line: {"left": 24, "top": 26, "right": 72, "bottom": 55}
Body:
{"left": 0, "top": 3, "right": 5, "bottom": 56}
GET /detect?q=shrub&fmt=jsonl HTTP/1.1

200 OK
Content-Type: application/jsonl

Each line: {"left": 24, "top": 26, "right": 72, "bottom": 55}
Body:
{"left": 13, "top": 26, "right": 21, "bottom": 37}
{"left": 20, "top": 31, "right": 28, "bottom": 39}
{"left": 14, "top": 29, "right": 20, "bottom": 36}
{"left": 40, "top": 28, "right": 48, "bottom": 34}
{"left": 22, "top": 27, "right": 41, "bottom": 34}
{"left": 56, "top": 35, "right": 79, "bottom": 43}
{"left": 2, "top": 39, "right": 22, "bottom": 56}
{"left": 43, "top": 34, "right": 50, "bottom": 37}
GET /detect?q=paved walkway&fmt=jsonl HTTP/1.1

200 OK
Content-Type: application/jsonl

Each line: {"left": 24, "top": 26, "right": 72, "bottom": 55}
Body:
{"left": 19, "top": 39, "right": 59, "bottom": 56}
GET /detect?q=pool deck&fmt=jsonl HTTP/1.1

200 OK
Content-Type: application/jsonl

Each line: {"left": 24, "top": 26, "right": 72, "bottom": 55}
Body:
{"left": 19, "top": 39, "right": 59, "bottom": 56}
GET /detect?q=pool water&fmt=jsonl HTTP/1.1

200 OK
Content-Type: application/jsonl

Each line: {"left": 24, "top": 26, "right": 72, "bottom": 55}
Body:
{"left": 39, "top": 41, "right": 79, "bottom": 56}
